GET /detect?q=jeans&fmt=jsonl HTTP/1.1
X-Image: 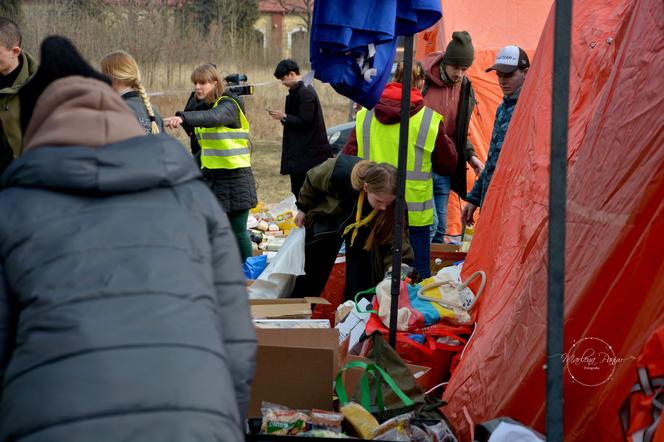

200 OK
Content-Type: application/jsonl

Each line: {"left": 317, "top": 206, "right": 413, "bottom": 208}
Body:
{"left": 430, "top": 172, "right": 451, "bottom": 243}
{"left": 409, "top": 225, "right": 431, "bottom": 279}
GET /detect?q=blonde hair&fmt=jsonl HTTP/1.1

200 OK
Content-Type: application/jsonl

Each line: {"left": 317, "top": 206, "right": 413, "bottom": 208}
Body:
{"left": 100, "top": 50, "right": 160, "bottom": 135}
{"left": 394, "top": 60, "right": 425, "bottom": 87}
{"left": 190, "top": 64, "right": 224, "bottom": 105}
{"left": 350, "top": 160, "right": 399, "bottom": 250}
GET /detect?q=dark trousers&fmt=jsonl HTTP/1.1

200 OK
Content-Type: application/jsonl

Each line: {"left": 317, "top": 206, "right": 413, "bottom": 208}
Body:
{"left": 289, "top": 172, "right": 307, "bottom": 198}
{"left": 291, "top": 229, "right": 343, "bottom": 298}
{"left": 291, "top": 227, "right": 379, "bottom": 302}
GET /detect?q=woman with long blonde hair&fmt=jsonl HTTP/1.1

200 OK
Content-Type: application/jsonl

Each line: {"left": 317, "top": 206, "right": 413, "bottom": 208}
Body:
{"left": 100, "top": 50, "right": 164, "bottom": 134}
{"left": 164, "top": 64, "right": 257, "bottom": 263}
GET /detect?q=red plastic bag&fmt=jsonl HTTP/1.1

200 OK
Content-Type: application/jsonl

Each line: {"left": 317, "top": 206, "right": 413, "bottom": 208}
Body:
{"left": 365, "top": 311, "right": 472, "bottom": 385}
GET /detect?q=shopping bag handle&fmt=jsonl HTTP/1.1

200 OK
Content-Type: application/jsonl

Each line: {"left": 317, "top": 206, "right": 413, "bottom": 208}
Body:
{"left": 417, "top": 271, "right": 486, "bottom": 311}
{"left": 335, "top": 360, "right": 414, "bottom": 411}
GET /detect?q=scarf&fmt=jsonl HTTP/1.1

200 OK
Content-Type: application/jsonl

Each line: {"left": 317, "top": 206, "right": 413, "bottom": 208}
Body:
{"left": 342, "top": 191, "right": 379, "bottom": 247}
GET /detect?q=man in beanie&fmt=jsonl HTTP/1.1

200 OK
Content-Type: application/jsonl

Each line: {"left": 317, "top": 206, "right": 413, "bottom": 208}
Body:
{"left": 462, "top": 45, "right": 530, "bottom": 225}
{"left": 422, "top": 30, "right": 484, "bottom": 243}
{"left": 0, "top": 36, "right": 256, "bottom": 441}
{"left": 270, "top": 58, "right": 332, "bottom": 197}
{"left": 0, "top": 18, "right": 37, "bottom": 175}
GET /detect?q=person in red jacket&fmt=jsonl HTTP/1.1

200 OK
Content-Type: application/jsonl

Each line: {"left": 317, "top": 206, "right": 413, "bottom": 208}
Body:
{"left": 342, "top": 61, "right": 456, "bottom": 278}
{"left": 421, "top": 31, "right": 485, "bottom": 243}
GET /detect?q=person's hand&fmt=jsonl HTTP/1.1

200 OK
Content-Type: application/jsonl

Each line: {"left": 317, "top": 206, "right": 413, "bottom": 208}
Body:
{"left": 294, "top": 210, "right": 306, "bottom": 228}
{"left": 461, "top": 203, "right": 478, "bottom": 227}
{"left": 164, "top": 116, "right": 183, "bottom": 129}
{"left": 268, "top": 110, "right": 285, "bottom": 121}
{"left": 469, "top": 156, "right": 484, "bottom": 177}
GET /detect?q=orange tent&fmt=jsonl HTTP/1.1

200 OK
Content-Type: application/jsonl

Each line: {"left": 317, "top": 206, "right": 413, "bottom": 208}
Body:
{"left": 440, "top": 0, "right": 664, "bottom": 440}
{"left": 415, "top": 0, "right": 552, "bottom": 237}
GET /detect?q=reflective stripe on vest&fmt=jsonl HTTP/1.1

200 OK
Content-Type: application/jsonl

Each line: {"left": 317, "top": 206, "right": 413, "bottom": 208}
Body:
{"left": 356, "top": 106, "right": 442, "bottom": 226}
{"left": 196, "top": 96, "right": 251, "bottom": 170}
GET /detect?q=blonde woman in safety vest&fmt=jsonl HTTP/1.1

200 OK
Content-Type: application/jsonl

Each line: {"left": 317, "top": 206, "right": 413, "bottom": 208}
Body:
{"left": 165, "top": 64, "right": 257, "bottom": 262}
{"left": 342, "top": 61, "right": 457, "bottom": 279}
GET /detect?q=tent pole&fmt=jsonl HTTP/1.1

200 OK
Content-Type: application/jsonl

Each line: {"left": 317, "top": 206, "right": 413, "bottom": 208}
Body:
{"left": 389, "top": 35, "right": 414, "bottom": 348}
{"left": 548, "top": 0, "right": 572, "bottom": 439}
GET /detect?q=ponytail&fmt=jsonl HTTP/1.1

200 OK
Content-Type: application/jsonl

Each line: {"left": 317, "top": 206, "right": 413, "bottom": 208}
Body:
{"left": 134, "top": 82, "right": 160, "bottom": 135}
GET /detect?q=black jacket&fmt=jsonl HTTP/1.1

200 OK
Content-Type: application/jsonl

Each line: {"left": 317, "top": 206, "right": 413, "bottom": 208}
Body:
{"left": 298, "top": 155, "right": 413, "bottom": 290}
{"left": 178, "top": 91, "right": 257, "bottom": 212}
{"left": 0, "top": 135, "right": 256, "bottom": 441}
{"left": 281, "top": 81, "right": 332, "bottom": 174}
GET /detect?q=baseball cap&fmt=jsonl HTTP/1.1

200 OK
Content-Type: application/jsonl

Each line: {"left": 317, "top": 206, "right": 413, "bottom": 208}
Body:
{"left": 486, "top": 45, "right": 530, "bottom": 73}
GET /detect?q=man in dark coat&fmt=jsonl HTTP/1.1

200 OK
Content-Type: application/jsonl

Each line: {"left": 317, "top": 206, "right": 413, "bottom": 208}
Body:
{"left": 270, "top": 59, "right": 332, "bottom": 197}
{"left": 0, "top": 36, "right": 256, "bottom": 442}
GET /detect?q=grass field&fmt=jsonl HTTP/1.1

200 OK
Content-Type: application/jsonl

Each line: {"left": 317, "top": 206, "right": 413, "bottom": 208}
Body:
{"left": 249, "top": 141, "right": 293, "bottom": 205}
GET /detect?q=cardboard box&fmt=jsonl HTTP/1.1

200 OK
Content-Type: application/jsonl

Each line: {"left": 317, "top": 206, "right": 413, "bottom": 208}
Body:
{"left": 250, "top": 297, "right": 330, "bottom": 319}
{"left": 248, "top": 327, "right": 340, "bottom": 418}
{"left": 430, "top": 243, "right": 467, "bottom": 275}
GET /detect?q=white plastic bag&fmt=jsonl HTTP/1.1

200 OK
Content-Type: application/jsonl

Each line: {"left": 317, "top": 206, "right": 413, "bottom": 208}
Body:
{"left": 248, "top": 228, "right": 306, "bottom": 299}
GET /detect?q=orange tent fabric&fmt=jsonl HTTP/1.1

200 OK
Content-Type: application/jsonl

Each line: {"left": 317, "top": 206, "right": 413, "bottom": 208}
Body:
{"left": 416, "top": 0, "right": 551, "bottom": 236}
{"left": 443, "top": 0, "right": 664, "bottom": 440}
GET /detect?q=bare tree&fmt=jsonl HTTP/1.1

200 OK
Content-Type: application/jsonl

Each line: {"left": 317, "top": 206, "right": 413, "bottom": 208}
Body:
{"left": 0, "top": 0, "right": 22, "bottom": 21}
{"left": 277, "top": 0, "right": 314, "bottom": 32}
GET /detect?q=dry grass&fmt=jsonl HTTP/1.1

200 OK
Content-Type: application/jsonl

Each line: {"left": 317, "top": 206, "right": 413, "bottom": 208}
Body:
{"left": 250, "top": 141, "right": 292, "bottom": 204}
{"left": 20, "top": 5, "right": 350, "bottom": 204}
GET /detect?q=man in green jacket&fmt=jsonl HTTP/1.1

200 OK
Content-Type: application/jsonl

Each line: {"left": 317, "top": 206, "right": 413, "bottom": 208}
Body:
{"left": 0, "top": 18, "right": 37, "bottom": 174}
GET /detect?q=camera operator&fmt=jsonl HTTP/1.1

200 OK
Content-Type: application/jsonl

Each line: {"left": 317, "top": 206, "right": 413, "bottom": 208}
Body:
{"left": 164, "top": 64, "right": 257, "bottom": 263}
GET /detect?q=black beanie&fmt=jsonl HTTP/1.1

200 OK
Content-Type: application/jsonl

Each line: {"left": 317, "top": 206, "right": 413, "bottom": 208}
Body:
{"left": 442, "top": 31, "right": 475, "bottom": 68}
{"left": 19, "top": 36, "right": 111, "bottom": 133}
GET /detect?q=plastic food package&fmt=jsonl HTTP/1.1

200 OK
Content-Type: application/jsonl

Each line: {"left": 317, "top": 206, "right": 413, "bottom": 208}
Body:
{"left": 339, "top": 402, "right": 379, "bottom": 439}
{"left": 260, "top": 402, "right": 308, "bottom": 435}
{"left": 268, "top": 194, "right": 297, "bottom": 221}
{"left": 299, "top": 429, "right": 350, "bottom": 438}
{"left": 373, "top": 413, "right": 414, "bottom": 441}
{"left": 308, "top": 409, "right": 344, "bottom": 433}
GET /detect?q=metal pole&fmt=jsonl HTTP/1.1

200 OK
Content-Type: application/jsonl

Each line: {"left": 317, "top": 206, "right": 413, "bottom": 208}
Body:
{"left": 389, "top": 35, "right": 413, "bottom": 348}
{"left": 548, "top": 0, "right": 572, "bottom": 439}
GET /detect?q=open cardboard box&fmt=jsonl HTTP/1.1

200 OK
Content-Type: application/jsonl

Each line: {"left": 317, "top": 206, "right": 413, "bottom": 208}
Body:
{"left": 248, "top": 327, "right": 340, "bottom": 418}
{"left": 250, "top": 296, "right": 330, "bottom": 320}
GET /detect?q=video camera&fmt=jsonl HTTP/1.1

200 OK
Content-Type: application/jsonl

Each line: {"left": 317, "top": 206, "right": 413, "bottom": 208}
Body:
{"left": 224, "top": 73, "right": 253, "bottom": 96}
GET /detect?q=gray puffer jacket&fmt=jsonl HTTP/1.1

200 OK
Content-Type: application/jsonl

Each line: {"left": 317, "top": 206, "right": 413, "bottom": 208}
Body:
{"left": 0, "top": 76, "right": 256, "bottom": 442}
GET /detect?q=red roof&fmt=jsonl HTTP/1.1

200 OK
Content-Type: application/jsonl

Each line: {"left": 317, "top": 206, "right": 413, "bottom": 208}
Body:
{"left": 259, "top": 0, "right": 310, "bottom": 13}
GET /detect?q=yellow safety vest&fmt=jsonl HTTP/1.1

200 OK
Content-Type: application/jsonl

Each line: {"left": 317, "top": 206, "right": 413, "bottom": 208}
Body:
{"left": 356, "top": 106, "right": 443, "bottom": 227}
{"left": 196, "top": 96, "right": 251, "bottom": 170}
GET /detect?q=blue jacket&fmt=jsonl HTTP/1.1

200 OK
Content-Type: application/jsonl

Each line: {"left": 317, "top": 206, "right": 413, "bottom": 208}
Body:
{"left": 466, "top": 89, "right": 521, "bottom": 207}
